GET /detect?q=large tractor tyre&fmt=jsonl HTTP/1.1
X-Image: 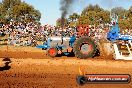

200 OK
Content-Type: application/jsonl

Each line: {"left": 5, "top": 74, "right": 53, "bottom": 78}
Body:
{"left": 73, "top": 36, "right": 97, "bottom": 59}
{"left": 47, "top": 47, "right": 58, "bottom": 58}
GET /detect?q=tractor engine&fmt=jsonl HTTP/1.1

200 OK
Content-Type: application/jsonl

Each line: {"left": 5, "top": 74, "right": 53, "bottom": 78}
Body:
{"left": 49, "top": 36, "right": 70, "bottom": 47}
{"left": 47, "top": 36, "right": 76, "bottom": 57}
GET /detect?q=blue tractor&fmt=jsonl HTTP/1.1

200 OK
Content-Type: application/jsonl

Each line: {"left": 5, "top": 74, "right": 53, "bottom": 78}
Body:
{"left": 37, "top": 33, "right": 97, "bottom": 58}
{"left": 37, "top": 14, "right": 132, "bottom": 59}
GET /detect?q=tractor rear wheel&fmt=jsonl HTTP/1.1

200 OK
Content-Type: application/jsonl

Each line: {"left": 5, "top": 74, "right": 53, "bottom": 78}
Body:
{"left": 73, "top": 36, "right": 97, "bottom": 59}
{"left": 47, "top": 47, "right": 58, "bottom": 57}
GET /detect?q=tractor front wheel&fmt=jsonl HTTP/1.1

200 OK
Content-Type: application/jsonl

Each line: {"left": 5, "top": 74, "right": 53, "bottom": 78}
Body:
{"left": 47, "top": 47, "right": 58, "bottom": 57}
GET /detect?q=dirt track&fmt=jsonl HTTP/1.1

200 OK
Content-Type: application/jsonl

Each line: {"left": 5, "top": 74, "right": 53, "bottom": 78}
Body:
{"left": 0, "top": 46, "right": 132, "bottom": 88}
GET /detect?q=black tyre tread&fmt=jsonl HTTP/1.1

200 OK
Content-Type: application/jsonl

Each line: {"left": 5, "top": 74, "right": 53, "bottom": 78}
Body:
{"left": 73, "top": 36, "right": 97, "bottom": 59}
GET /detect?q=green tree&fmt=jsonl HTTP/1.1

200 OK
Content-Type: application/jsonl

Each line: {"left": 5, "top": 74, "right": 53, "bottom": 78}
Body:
{"left": 96, "top": 10, "right": 110, "bottom": 24}
{"left": 111, "top": 7, "right": 127, "bottom": 19}
{"left": 68, "top": 13, "right": 80, "bottom": 27}
{"left": 56, "top": 18, "right": 68, "bottom": 27}
{"left": 118, "top": 6, "right": 132, "bottom": 29}
{"left": 69, "top": 13, "right": 80, "bottom": 22}
{"left": 0, "top": 0, "right": 41, "bottom": 24}
{"left": 79, "top": 4, "right": 109, "bottom": 26}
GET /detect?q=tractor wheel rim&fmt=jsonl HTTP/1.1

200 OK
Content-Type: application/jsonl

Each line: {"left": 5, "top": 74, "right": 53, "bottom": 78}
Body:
{"left": 49, "top": 48, "right": 56, "bottom": 56}
{"left": 80, "top": 43, "right": 93, "bottom": 54}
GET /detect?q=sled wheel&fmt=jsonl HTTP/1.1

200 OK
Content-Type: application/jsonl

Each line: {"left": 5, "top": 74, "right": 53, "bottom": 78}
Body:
{"left": 73, "top": 36, "right": 97, "bottom": 59}
{"left": 47, "top": 47, "right": 57, "bottom": 57}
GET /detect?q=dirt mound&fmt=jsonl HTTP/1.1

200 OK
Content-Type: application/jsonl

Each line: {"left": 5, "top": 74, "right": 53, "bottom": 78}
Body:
{"left": 97, "top": 39, "right": 114, "bottom": 60}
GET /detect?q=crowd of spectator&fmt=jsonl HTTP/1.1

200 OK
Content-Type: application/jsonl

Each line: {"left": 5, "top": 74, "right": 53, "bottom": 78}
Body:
{"left": 0, "top": 21, "right": 131, "bottom": 47}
